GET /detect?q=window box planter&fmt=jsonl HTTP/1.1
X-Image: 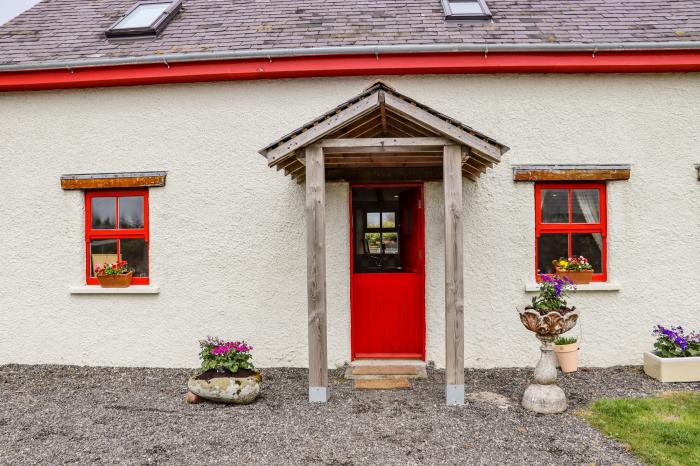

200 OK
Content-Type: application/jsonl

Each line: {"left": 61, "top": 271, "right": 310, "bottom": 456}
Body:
{"left": 555, "top": 268, "right": 593, "bottom": 285}
{"left": 643, "top": 352, "right": 700, "bottom": 383}
{"left": 96, "top": 272, "right": 133, "bottom": 288}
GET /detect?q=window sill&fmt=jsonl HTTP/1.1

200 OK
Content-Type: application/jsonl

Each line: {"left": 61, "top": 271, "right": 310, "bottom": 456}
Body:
{"left": 525, "top": 282, "right": 620, "bottom": 292}
{"left": 69, "top": 285, "right": 160, "bottom": 294}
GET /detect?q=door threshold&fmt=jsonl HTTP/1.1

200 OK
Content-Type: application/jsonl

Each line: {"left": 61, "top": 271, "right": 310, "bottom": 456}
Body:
{"left": 351, "top": 358, "right": 426, "bottom": 367}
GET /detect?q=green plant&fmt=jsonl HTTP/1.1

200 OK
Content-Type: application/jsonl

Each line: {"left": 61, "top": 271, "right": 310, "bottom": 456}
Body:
{"left": 530, "top": 274, "right": 576, "bottom": 314}
{"left": 553, "top": 256, "right": 594, "bottom": 271}
{"left": 554, "top": 336, "right": 577, "bottom": 345}
{"left": 198, "top": 336, "right": 254, "bottom": 374}
{"left": 94, "top": 260, "right": 129, "bottom": 276}
{"left": 652, "top": 325, "right": 700, "bottom": 358}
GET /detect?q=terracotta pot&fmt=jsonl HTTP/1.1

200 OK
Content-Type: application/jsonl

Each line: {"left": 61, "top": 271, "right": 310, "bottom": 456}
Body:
{"left": 555, "top": 268, "right": 593, "bottom": 284}
{"left": 96, "top": 272, "right": 133, "bottom": 288}
{"left": 554, "top": 343, "right": 579, "bottom": 372}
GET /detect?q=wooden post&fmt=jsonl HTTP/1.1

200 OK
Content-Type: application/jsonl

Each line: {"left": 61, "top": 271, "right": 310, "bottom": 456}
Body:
{"left": 443, "top": 145, "right": 465, "bottom": 406}
{"left": 305, "top": 144, "right": 329, "bottom": 403}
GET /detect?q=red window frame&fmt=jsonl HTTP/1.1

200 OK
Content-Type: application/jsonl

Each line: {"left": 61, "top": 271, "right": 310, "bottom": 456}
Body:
{"left": 85, "top": 189, "right": 149, "bottom": 285}
{"left": 535, "top": 182, "right": 607, "bottom": 282}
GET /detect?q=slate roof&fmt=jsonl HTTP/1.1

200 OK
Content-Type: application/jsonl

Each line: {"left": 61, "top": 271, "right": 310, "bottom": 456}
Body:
{"left": 1, "top": 0, "right": 699, "bottom": 67}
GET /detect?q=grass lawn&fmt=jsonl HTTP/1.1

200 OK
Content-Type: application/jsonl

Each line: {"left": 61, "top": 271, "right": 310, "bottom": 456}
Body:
{"left": 580, "top": 391, "right": 700, "bottom": 466}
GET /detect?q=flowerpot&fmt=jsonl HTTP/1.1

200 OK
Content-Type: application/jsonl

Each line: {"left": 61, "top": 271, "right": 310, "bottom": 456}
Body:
{"left": 96, "top": 272, "right": 133, "bottom": 288}
{"left": 555, "top": 268, "right": 593, "bottom": 285}
{"left": 554, "top": 343, "right": 579, "bottom": 372}
{"left": 187, "top": 369, "right": 262, "bottom": 404}
{"left": 643, "top": 351, "right": 700, "bottom": 382}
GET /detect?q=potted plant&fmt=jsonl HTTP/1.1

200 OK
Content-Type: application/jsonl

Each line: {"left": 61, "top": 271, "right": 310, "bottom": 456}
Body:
{"left": 643, "top": 325, "right": 700, "bottom": 382}
{"left": 554, "top": 336, "right": 579, "bottom": 373}
{"left": 187, "top": 336, "right": 261, "bottom": 404}
{"left": 552, "top": 256, "right": 593, "bottom": 284}
{"left": 519, "top": 274, "right": 579, "bottom": 414}
{"left": 94, "top": 260, "right": 132, "bottom": 288}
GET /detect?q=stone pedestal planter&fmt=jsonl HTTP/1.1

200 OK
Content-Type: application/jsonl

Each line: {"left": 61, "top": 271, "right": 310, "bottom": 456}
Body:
{"left": 187, "top": 371, "right": 262, "bottom": 404}
{"left": 519, "top": 309, "right": 579, "bottom": 414}
{"left": 643, "top": 352, "right": 700, "bottom": 383}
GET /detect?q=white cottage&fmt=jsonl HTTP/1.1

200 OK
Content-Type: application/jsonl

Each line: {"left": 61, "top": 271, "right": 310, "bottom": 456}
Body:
{"left": 0, "top": 0, "right": 699, "bottom": 404}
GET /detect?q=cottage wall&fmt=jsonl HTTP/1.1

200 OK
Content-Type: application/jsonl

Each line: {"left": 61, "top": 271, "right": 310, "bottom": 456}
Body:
{"left": 1, "top": 74, "right": 698, "bottom": 368}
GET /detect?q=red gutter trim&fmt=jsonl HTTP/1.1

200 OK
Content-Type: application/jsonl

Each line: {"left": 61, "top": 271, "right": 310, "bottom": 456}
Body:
{"left": 1, "top": 50, "right": 698, "bottom": 92}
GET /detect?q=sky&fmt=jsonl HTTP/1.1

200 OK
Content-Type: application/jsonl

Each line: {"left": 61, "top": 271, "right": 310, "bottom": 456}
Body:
{"left": 0, "top": 0, "right": 42, "bottom": 26}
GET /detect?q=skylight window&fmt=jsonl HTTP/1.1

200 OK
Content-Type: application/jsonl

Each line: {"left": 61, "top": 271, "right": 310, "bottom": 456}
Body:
{"left": 442, "top": 0, "right": 492, "bottom": 20}
{"left": 106, "top": 0, "right": 182, "bottom": 38}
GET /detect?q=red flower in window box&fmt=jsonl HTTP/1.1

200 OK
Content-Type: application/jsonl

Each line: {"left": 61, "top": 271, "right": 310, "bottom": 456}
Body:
{"left": 94, "top": 261, "right": 133, "bottom": 288}
{"left": 552, "top": 256, "right": 593, "bottom": 284}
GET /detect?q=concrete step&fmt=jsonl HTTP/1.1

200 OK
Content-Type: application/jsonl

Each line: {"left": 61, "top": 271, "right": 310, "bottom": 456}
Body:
{"left": 354, "top": 378, "right": 411, "bottom": 390}
{"left": 345, "top": 363, "right": 427, "bottom": 380}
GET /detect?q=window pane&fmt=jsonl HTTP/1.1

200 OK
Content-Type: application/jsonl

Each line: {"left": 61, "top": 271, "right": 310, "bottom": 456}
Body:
{"left": 91, "top": 197, "right": 116, "bottom": 229}
{"left": 364, "top": 233, "right": 382, "bottom": 254}
{"left": 537, "top": 233, "right": 568, "bottom": 274}
{"left": 115, "top": 2, "right": 170, "bottom": 29}
{"left": 119, "top": 196, "right": 144, "bottom": 229}
{"left": 382, "top": 232, "right": 399, "bottom": 254}
{"left": 449, "top": 0, "right": 483, "bottom": 14}
{"left": 572, "top": 233, "right": 603, "bottom": 273}
{"left": 120, "top": 238, "right": 148, "bottom": 277}
{"left": 541, "top": 189, "right": 569, "bottom": 223}
{"left": 90, "top": 239, "right": 118, "bottom": 277}
{"left": 367, "top": 213, "right": 380, "bottom": 229}
{"left": 572, "top": 189, "right": 600, "bottom": 224}
{"left": 381, "top": 212, "right": 396, "bottom": 228}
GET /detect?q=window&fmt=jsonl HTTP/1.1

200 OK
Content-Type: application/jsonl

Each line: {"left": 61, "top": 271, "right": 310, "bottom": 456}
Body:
{"left": 535, "top": 183, "right": 607, "bottom": 281}
{"left": 441, "top": 0, "right": 492, "bottom": 20}
{"left": 86, "top": 190, "right": 149, "bottom": 285}
{"left": 105, "top": 0, "right": 182, "bottom": 38}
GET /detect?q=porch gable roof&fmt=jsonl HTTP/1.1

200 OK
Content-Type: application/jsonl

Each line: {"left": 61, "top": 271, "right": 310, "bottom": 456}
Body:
{"left": 259, "top": 82, "right": 509, "bottom": 182}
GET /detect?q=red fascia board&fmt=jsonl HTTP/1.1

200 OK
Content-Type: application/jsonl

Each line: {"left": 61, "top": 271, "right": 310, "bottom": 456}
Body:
{"left": 0, "top": 50, "right": 699, "bottom": 92}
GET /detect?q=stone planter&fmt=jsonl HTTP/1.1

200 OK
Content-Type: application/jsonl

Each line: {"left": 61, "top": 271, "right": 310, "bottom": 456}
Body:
{"left": 643, "top": 352, "right": 700, "bottom": 383}
{"left": 187, "top": 371, "right": 262, "bottom": 404}
{"left": 554, "top": 268, "right": 593, "bottom": 285}
{"left": 97, "top": 272, "right": 133, "bottom": 288}
{"left": 519, "top": 309, "right": 579, "bottom": 414}
{"left": 554, "top": 342, "right": 579, "bottom": 373}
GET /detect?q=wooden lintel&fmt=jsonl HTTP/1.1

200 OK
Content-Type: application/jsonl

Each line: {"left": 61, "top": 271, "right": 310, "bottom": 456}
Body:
{"left": 695, "top": 164, "right": 700, "bottom": 180}
{"left": 317, "top": 137, "right": 452, "bottom": 149}
{"left": 60, "top": 171, "right": 166, "bottom": 190}
{"left": 512, "top": 164, "right": 631, "bottom": 182}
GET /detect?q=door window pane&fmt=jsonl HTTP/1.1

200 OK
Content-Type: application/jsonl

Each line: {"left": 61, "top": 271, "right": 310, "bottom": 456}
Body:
{"left": 367, "top": 213, "right": 380, "bottom": 229}
{"left": 364, "top": 233, "right": 381, "bottom": 253}
{"left": 90, "top": 239, "right": 118, "bottom": 276}
{"left": 537, "top": 234, "right": 568, "bottom": 274}
{"left": 381, "top": 212, "right": 396, "bottom": 228}
{"left": 382, "top": 232, "right": 399, "bottom": 254}
{"left": 120, "top": 238, "right": 148, "bottom": 277}
{"left": 91, "top": 197, "right": 116, "bottom": 229}
{"left": 572, "top": 189, "right": 600, "bottom": 223}
{"left": 540, "top": 189, "right": 569, "bottom": 223}
{"left": 572, "top": 233, "right": 603, "bottom": 273}
{"left": 118, "top": 196, "right": 144, "bottom": 229}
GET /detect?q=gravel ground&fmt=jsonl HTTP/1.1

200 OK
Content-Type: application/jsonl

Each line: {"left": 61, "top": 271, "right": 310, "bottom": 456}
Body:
{"left": 1, "top": 364, "right": 698, "bottom": 465}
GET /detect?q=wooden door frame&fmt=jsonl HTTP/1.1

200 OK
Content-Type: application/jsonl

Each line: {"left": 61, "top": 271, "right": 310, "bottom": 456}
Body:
{"left": 348, "top": 182, "right": 426, "bottom": 361}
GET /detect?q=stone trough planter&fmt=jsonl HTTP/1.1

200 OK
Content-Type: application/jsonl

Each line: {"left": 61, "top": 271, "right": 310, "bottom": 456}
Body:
{"left": 643, "top": 352, "right": 700, "bottom": 383}
{"left": 187, "top": 370, "right": 262, "bottom": 404}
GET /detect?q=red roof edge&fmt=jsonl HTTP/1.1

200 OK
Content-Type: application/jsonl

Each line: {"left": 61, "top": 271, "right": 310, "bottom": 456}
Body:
{"left": 1, "top": 50, "right": 699, "bottom": 92}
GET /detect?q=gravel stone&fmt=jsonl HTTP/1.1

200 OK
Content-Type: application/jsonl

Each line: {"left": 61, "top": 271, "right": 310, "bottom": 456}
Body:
{"left": 1, "top": 364, "right": 698, "bottom": 465}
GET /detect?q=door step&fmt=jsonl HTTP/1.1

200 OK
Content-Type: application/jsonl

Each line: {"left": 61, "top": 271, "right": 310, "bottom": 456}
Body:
{"left": 345, "top": 362, "right": 427, "bottom": 380}
{"left": 354, "top": 378, "right": 411, "bottom": 390}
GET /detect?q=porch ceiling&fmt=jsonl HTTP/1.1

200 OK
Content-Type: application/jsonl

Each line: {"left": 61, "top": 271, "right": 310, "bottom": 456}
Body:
{"left": 259, "top": 82, "right": 509, "bottom": 183}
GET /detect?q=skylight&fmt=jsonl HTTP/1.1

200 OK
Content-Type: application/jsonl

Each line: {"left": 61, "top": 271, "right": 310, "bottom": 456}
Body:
{"left": 106, "top": 0, "right": 182, "bottom": 38}
{"left": 442, "top": 0, "right": 492, "bottom": 20}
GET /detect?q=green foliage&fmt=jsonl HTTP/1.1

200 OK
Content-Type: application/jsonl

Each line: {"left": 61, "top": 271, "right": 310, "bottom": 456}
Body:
{"left": 554, "top": 336, "right": 577, "bottom": 345}
{"left": 531, "top": 274, "right": 576, "bottom": 312}
{"left": 581, "top": 392, "right": 700, "bottom": 466}
{"left": 198, "top": 336, "right": 254, "bottom": 374}
{"left": 653, "top": 325, "right": 700, "bottom": 358}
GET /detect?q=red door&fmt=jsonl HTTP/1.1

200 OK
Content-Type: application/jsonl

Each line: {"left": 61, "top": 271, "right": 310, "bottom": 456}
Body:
{"left": 350, "top": 184, "right": 425, "bottom": 360}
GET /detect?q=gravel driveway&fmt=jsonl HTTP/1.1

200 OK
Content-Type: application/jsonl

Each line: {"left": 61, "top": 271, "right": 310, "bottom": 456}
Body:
{"left": 1, "top": 364, "right": 698, "bottom": 465}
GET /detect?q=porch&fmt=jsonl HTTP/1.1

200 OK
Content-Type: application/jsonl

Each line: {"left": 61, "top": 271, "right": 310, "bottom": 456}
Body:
{"left": 259, "top": 82, "right": 509, "bottom": 405}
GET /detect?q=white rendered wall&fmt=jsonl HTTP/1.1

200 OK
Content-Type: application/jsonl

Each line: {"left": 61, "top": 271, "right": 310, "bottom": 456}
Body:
{"left": 0, "top": 74, "right": 698, "bottom": 369}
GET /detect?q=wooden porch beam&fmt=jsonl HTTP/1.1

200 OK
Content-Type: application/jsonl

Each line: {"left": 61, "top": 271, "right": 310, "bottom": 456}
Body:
{"left": 512, "top": 164, "right": 631, "bottom": 181}
{"left": 305, "top": 145, "right": 329, "bottom": 403}
{"left": 443, "top": 145, "right": 465, "bottom": 406}
{"left": 317, "top": 137, "right": 452, "bottom": 148}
